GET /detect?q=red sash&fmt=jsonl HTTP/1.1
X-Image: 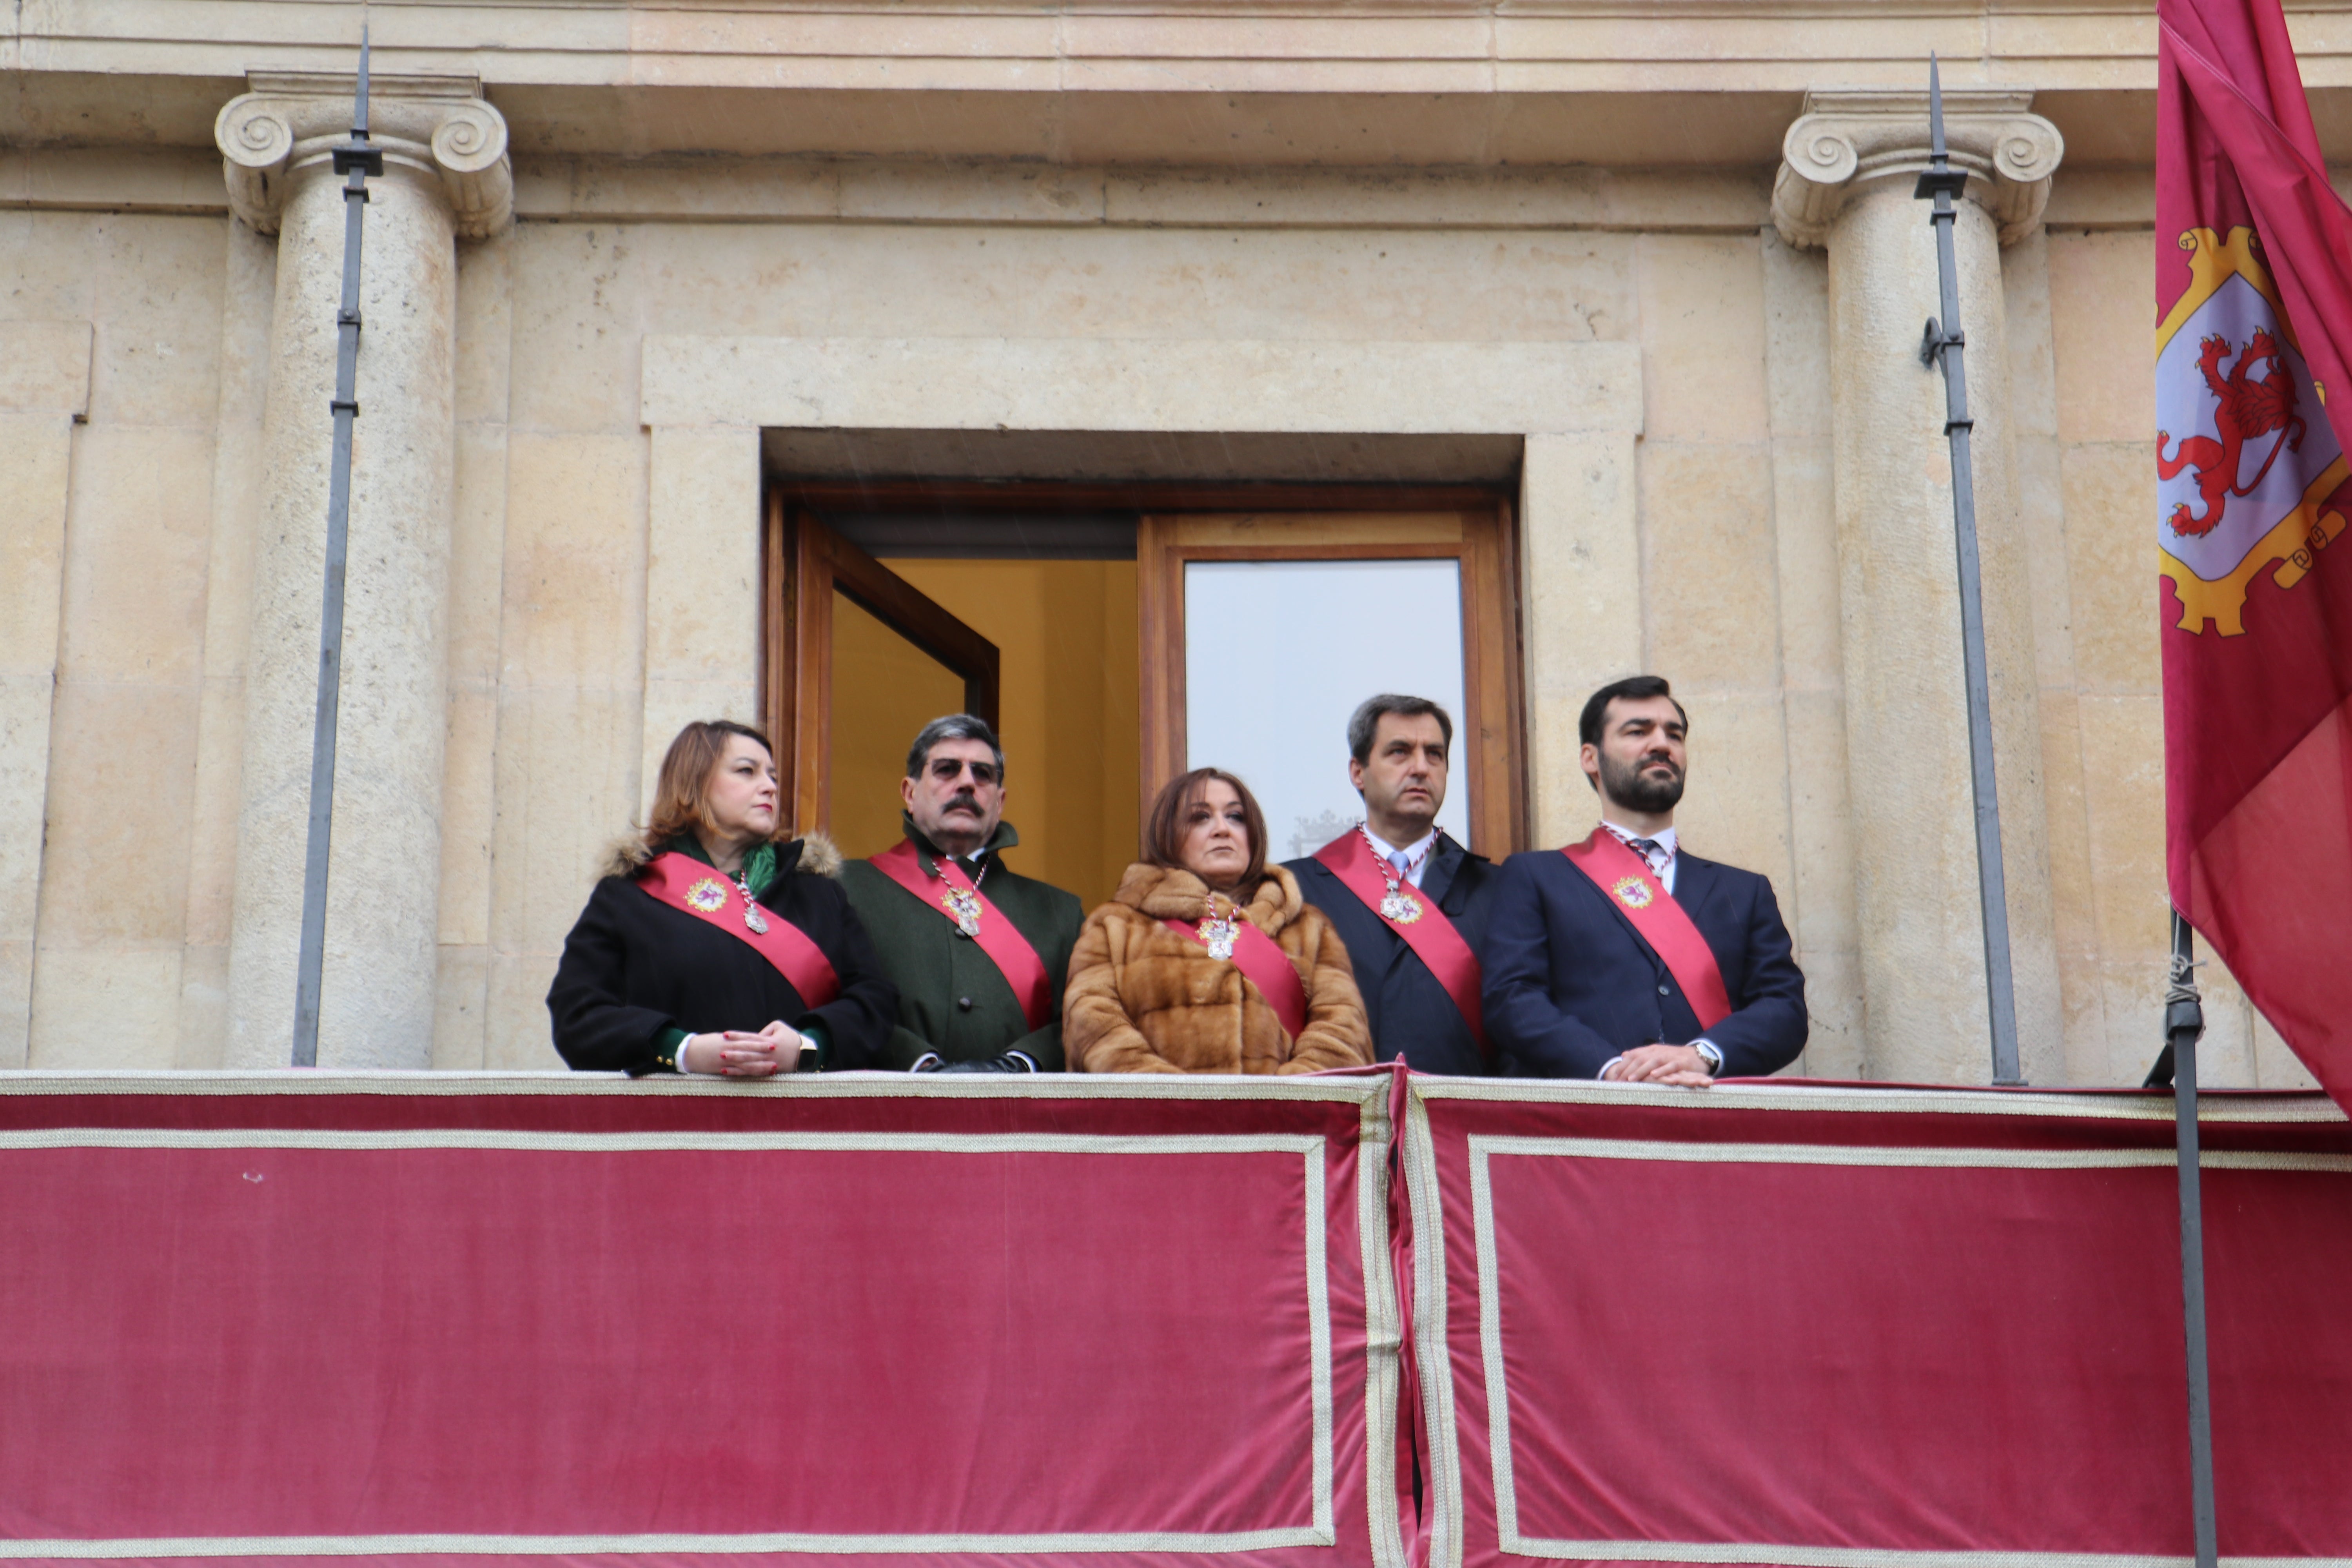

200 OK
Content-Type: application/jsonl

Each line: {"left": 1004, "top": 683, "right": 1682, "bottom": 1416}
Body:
{"left": 1561, "top": 830, "right": 1732, "bottom": 1031}
{"left": 1161, "top": 911, "right": 1311, "bottom": 1042}
{"left": 635, "top": 852, "right": 841, "bottom": 1009}
{"left": 868, "top": 840, "right": 1054, "bottom": 1032}
{"left": 1311, "top": 832, "right": 1490, "bottom": 1061}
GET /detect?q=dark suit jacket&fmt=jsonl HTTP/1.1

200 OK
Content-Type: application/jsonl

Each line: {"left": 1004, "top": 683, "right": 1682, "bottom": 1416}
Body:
{"left": 1283, "top": 835, "right": 1498, "bottom": 1077}
{"left": 1482, "top": 844, "right": 1806, "bottom": 1079}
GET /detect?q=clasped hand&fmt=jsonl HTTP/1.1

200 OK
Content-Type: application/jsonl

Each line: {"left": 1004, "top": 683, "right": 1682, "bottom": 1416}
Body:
{"left": 681, "top": 1020, "right": 806, "bottom": 1077}
{"left": 1602, "top": 1043, "right": 1715, "bottom": 1089}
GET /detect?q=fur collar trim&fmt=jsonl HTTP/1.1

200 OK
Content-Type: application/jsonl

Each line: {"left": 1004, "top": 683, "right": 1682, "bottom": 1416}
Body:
{"left": 1111, "top": 861, "right": 1303, "bottom": 933}
{"left": 603, "top": 830, "right": 844, "bottom": 882}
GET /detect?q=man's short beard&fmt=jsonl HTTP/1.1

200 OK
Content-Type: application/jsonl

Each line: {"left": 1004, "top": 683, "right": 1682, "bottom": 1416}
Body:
{"left": 1600, "top": 752, "right": 1684, "bottom": 814}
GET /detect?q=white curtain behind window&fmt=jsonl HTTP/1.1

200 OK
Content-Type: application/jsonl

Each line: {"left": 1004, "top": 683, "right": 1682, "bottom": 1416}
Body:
{"left": 1184, "top": 559, "right": 1470, "bottom": 858}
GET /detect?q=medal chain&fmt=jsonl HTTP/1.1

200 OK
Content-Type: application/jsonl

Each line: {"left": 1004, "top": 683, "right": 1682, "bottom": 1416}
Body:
{"left": 733, "top": 867, "right": 769, "bottom": 934}
{"left": 1199, "top": 893, "right": 1242, "bottom": 958}
{"left": 1358, "top": 823, "right": 1434, "bottom": 919}
{"left": 932, "top": 851, "right": 989, "bottom": 934}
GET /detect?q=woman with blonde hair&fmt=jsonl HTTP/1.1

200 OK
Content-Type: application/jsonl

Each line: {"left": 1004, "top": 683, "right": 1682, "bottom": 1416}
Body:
{"left": 547, "top": 719, "right": 897, "bottom": 1075}
{"left": 1065, "top": 768, "right": 1372, "bottom": 1074}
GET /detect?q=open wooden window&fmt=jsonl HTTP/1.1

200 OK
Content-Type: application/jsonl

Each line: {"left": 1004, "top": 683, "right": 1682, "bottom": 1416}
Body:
{"left": 1138, "top": 505, "right": 1524, "bottom": 858}
{"left": 762, "top": 479, "right": 1524, "bottom": 893}
{"left": 764, "top": 494, "right": 999, "bottom": 842}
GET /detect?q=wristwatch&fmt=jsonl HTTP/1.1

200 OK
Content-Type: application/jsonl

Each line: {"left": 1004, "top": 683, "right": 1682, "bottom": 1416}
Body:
{"left": 1692, "top": 1040, "right": 1724, "bottom": 1076}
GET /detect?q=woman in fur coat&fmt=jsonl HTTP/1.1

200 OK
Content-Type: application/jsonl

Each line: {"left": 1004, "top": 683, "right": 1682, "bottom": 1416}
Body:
{"left": 1065, "top": 768, "right": 1373, "bottom": 1074}
{"left": 547, "top": 720, "right": 898, "bottom": 1076}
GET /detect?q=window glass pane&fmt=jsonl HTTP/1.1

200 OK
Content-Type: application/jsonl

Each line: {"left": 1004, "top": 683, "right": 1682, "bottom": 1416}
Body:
{"left": 1183, "top": 559, "right": 1469, "bottom": 857}
{"left": 829, "top": 589, "right": 965, "bottom": 858}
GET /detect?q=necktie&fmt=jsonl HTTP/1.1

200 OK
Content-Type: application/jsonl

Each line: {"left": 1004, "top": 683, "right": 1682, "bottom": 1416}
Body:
{"left": 1628, "top": 837, "right": 1664, "bottom": 873}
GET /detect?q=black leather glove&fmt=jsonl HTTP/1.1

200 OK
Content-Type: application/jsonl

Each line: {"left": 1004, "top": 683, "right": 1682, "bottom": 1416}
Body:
{"left": 936, "top": 1052, "right": 1039, "bottom": 1074}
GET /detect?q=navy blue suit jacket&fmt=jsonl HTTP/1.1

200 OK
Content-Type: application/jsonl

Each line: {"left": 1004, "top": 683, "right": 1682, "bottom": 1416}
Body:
{"left": 1284, "top": 835, "right": 1498, "bottom": 1078}
{"left": 1481, "top": 845, "right": 1806, "bottom": 1079}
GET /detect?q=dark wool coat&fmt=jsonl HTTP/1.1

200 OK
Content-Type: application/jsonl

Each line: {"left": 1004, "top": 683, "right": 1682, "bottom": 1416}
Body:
{"left": 1065, "top": 862, "right": 1373, "bottom": 1075}
{"left": 1283, "top": 833, "right": 1499, "bottom": 1077}
{"left": 546, "top": 833, "right": 900, "bottom": 1074}
{"left": 837, "top": 819, "right": 1085, "bottom": 1071}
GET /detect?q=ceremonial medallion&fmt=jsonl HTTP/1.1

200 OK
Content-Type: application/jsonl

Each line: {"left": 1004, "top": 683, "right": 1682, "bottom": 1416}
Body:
{"left": 942, "top": 886, "right": 985, "bottom": 937}
{"left": 1380, "top": 887, "right": 1424, "bottom": 925}
{"left": 1612, "top": 875, "right": 1654, "bottom": 911}
{"left": 1199, "top": 902, "right": 1241, "bottom": 961}
{"left": 743, "top": 905, "right": 769, "bottom": 935}
{"left": 686, "top": 877, "right": 730, "bottom": 913}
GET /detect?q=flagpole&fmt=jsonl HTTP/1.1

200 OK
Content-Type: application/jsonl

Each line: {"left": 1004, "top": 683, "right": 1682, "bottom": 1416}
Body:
{"left": 290, "top": 33, "right": 383, "bottom": 1068}
{"left": 2155, "top": 911, "right": 2221, "bottom": 1568}
{"left": 1914, "top": 54, "right": 2026, "bottom": 1085}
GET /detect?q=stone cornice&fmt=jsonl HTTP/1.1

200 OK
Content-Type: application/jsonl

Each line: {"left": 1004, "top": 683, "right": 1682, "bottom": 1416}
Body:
{"left": 213, "top": 72, "right": 512, "bottom": 239}
{"left": 1771, "top": 87, "right": 2063, "bottom": 249}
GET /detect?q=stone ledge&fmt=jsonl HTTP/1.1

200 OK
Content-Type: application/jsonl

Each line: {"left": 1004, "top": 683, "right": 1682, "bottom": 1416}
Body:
{"left": 639, "top": 333, "right": 1646, "bottom": 436}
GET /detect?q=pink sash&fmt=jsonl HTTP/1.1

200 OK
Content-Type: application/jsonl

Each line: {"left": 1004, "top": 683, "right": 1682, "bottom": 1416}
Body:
{"left": 1561, "top": 831, "right": 1731, "bottom": 1031}
{"left": 1161, "top": 915, "right": 1311, "bottom": 1042}
{"left": 636, "top": 852, "right": 841, "bottom": 1009}
{"left": 868, "top": 840, "right": 1054, "bottom": 1031}
{"left": 1311, "top": 832, "right": 1490, "bottom": 1060}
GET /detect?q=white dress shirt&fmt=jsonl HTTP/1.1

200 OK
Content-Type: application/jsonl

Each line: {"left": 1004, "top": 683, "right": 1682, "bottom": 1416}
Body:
{"left": 1362, "top": 827, "right": 1439, "bottom": 887}
{"left": 1600, "top": 820, "right": 1678, "bottom": 894}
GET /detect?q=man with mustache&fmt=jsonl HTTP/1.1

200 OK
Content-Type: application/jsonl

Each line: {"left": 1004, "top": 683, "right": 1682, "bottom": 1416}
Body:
{"left": 839, "top": 715, "right": 1085, "bottom": 1071}
{"left": 1285, "top": 695, "right": 1498, "bottom": 1076}
{"left": 1483, "top": 675, "right": 1807, "bottom": 1083}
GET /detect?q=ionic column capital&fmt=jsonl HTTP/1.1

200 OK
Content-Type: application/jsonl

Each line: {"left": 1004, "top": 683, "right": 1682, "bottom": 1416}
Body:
{"left": 214, "top": 71, "right": 512, "bottom": 240}
{"left": 1771, "top": 87, "right": 2063, "bottom": 250}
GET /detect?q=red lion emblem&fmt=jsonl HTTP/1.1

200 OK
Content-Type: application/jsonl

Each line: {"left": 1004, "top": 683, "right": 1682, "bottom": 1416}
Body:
{"left": 2157, "top": 328, "right": 2307, "bottom": 537}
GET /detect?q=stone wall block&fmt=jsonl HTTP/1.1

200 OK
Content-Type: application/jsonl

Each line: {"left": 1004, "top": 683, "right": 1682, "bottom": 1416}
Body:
{"left": 1521, "top": 432, "right": 1642, "bottom": 846}
{"left": 0, "top": 321, "right": 89, "bottom": 1069}
{"left": 642, "top": 426, "right": 763, "bottom": 818}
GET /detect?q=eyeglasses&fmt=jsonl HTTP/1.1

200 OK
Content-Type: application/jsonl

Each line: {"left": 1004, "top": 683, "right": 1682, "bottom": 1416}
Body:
{"left": 929, "top": 757, "right": 1002, "bottom": 787}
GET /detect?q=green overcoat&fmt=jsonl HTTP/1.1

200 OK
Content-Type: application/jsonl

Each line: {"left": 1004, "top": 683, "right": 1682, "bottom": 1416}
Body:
{"left": 838, "top": 818, "right": 1086, "bottom": 1070}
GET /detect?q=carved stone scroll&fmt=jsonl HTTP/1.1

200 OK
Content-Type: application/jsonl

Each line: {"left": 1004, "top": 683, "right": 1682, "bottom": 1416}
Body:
{"left": 1772, "top": 87, "right": 2063, "bottom": 250}
{"left": 214, "top": 71, "right": 512, "bottom": 240}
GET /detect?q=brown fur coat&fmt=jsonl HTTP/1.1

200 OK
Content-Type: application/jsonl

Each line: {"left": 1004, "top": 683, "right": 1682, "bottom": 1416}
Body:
{"left": 1064, "top": 862, "right": 1373, "bottom": 1074}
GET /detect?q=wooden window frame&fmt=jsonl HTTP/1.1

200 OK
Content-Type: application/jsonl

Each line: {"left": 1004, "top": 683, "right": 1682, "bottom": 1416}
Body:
{"left": 762, "top": 491, "right": 1000, "bottom": 837}
{"left": 1137, "top": 506, "right": 1526, "bottom": 858}
{"left": 763, "top": 479, "right": 1526, "bottom": 853}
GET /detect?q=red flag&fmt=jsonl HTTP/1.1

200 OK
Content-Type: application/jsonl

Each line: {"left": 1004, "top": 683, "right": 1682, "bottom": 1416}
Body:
{"left": 2159, "top": 0, "right": 2352, "bottom": 1106}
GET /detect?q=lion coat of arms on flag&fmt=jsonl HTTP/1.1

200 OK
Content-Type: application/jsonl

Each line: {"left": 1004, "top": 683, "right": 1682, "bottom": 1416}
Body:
{"left": 2157, "top": 225, "right": 2349, "bottom": 635}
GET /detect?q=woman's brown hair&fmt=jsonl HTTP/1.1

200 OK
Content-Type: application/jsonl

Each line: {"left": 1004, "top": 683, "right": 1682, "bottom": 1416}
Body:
{"left": 642, "top": 719, "right": 775, "bottom": 853}
{"left": 1143, "top": 767, "right": 1269, "bottom": 898}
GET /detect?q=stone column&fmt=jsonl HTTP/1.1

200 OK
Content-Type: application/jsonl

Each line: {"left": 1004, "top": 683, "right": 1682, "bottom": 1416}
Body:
{"left": 215, "top": 74, "right": 511, "bottom": 1068}
{"left": 1772, "top": 89, "right": 2068, "bottom": 1083}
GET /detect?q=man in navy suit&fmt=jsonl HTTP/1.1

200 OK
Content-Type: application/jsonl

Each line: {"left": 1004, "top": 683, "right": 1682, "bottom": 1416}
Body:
{"left": 1286, "top": 695, "right": 1498, "bottom": 1076}
{"left": 1484, "top": 675, "right": 1806, "bottom": 1083}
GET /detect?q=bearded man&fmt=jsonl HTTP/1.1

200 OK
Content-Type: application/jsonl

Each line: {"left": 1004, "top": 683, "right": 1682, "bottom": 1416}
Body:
{"left": 1483, "top": 675, "right": 1807, "bottom": 1084}
{"left": 1285, "top": 694, "right": 1497, "bottom": 1076}
{"left": 838, "top": 714, "right": 1084, "bottom": 1072}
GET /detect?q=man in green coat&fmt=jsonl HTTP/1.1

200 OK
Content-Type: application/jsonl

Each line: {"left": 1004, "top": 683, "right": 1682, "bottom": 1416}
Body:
{"left": 839, "top": 714, "right": 1086, "bottom": 1072}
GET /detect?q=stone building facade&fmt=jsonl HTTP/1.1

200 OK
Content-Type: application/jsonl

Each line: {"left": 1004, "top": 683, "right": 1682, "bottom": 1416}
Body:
{"left": 0, "top": 1, "right": 2327, "bottom": 1088}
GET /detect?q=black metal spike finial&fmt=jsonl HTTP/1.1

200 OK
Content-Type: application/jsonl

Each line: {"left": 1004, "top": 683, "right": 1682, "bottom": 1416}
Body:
{"left": 1928, "top": 51, "right": 1946, "bottom": 161}
{"left": 1915, "top": 53, "right": 1967, "bottom": 203}
{"left": 333, "top": 29, "right": 384, "bottom": 181}
{"left": 354, "top": 25, "right": 371, "bottom": 136}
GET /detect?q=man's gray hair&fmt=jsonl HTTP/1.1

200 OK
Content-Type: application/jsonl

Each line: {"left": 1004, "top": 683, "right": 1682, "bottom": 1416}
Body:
{"left": 1347, "top": 694, "right": 1454, "bottom": 763}
{"left": 905, "top": 713, "right": 1006, "bottom": 779}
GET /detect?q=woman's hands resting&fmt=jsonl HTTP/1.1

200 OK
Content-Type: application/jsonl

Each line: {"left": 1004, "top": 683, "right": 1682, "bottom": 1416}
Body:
{"left": 681, "top": 1020, "right": 808, "bottom": 1077}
